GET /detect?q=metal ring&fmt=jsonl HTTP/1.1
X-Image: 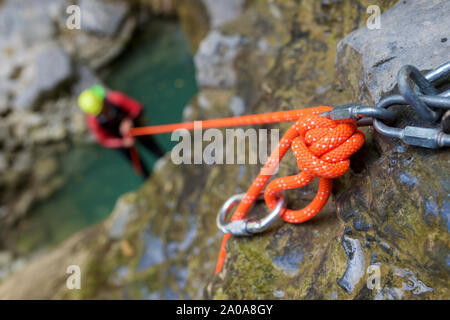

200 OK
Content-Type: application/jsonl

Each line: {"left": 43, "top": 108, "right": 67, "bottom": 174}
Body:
{"left": 398, "top": 65, "right": 441, "bottom": 122}
{"left": 217, "top": 193, "right": 248, "bottom": 234}
{"left": 373, "top": 89, "right": 450, "bottom": 140}
{"left": 216, "top": 192, "right": 286, "bottom": 236}
{"left": 419, "top": 93, "right": 450, "bottom": 109}
{"left": 425, "top": 61, "right": 450, "bottom": 86}
{"left": 373, "top": 62, "right": 450, "bottom": 143}
{"left": 375, "top": 91, "right": 450, "bottom": 111}
{"left": 353, "top": 106, "right": 396, "bottom": 122}
{"left": 372, "top": 118, "right": 403, "bottom": 140}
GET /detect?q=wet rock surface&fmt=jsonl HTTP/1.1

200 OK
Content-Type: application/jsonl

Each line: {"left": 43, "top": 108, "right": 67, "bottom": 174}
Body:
{"left": 0, "top": 0, "right": 449, "bottom": 300}
{"left": 336, "top": 0, "right": 450, "bottom": 103}
{"left": 332, "top": 0, "right": 450, "bottom": 299}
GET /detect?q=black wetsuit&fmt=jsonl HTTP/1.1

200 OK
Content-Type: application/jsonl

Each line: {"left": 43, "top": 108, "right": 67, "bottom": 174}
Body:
{"left": 97, "top": 99, "right": 164, "bottom": 178}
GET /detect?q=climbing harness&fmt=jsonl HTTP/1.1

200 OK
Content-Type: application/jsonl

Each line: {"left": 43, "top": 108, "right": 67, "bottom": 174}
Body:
{"left": 128, "top": 61, "right": 450, "bottom": 274}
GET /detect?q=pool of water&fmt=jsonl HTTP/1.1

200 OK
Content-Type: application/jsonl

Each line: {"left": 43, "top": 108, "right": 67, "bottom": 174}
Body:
{"left": 10, "top": 19, "right": 198, "bottom": 255}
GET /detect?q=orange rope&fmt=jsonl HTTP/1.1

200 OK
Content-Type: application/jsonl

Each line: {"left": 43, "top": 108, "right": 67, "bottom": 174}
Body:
{"left": 129, "top": 106, "right": 365, "bottom": 274}
{"left": 215, "top": 113, "right": 364, "bottom": 273}
{"left": 129, "top": 107, "right": 331, "bottom": 136}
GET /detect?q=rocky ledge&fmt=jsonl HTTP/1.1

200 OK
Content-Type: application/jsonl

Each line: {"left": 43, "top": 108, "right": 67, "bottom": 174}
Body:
{"left": 0, "top": 0, "right": 137, "bottom": 232}
{"left": 0, "top": 0, "right": 193, "bottom": 238}
{"left": 0, "top": 0, "right": 448, "bottom": 300}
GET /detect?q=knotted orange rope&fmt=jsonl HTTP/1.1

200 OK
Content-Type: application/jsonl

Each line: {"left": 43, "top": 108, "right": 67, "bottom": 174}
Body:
{"left": 128, "top": 106, "right": 365, "bottom": 274}
{"left": 214, "top": 113, "right": 364, "bottom": 273}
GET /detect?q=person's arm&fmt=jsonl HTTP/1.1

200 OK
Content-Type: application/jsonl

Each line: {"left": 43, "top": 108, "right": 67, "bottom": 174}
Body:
{"left": 86, "top": 115, "right": 125, "bottom": 148}
{"left": 107, "top": 91, "right": 142, "bottom": 119}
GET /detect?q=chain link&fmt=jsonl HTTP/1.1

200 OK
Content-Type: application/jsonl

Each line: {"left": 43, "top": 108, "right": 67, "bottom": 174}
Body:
{"left": 322, "top": 61, "right": 450, "bottom": 148}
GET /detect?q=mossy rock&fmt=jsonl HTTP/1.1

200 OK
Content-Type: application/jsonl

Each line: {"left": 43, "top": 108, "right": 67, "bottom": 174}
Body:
{"left": 1, "top": 0, "right": 448, "bottom": 300}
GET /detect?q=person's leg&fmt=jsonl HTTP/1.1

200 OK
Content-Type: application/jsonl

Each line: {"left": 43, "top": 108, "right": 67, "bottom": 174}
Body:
{"left": 117, "top": 147, "right": 150, "bottom": 178}
{"left": 137, "top": 135, "right": 165, "bottom": 158}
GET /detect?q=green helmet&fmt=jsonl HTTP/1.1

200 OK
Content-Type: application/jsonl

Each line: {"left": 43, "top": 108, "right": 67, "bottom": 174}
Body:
{"left": 78, "top": 85, "right": 105, "bottom": 115}
{"left": 91, "top": 85, "right": 106, "bottom": 99}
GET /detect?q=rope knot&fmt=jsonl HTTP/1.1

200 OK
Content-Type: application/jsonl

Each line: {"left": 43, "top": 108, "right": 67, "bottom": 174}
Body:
{"left": 215, "top": 107, "right": 364, "bottom": 274}
{"left": 292, "top": 115, "right": 364, "bottom": 179}
{"left": 264, "top": 114, "right": 365, "bottom": 223}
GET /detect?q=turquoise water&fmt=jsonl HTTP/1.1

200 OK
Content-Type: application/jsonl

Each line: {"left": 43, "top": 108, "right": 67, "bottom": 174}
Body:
{"left": 11, "top": 20, "right": 197, "bottom": 254}
{"left": 105, "top": 19, "right": 198, "bottom": 152}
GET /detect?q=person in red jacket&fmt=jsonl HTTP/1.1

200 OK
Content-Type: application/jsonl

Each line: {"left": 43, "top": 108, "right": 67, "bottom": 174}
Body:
{"left": 78, "top": 85, "right": 164, "bottom": 178}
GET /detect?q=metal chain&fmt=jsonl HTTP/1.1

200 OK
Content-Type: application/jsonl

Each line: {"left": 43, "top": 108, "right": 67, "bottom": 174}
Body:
{"left": 322, "top": 61, "right": 450, "bottom": 148}
{"left": 373, "top": 62, "right": 450, "bottom": 148}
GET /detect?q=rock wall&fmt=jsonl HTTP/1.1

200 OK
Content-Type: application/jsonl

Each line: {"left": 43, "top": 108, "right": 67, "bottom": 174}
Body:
{"left": 0, "top": 0, "right": 449, "bottom": 300}
{"left": 0, "top": 0, "right": 200, "bottom": 237}
{"left": 0, "top": 0, "right": 139, "bottom": 232}
{"left": 0, "top": 0, "right": 244, "bottom": 237}
{"left": 177, "top": 0, "right": 246, "bottom": 52}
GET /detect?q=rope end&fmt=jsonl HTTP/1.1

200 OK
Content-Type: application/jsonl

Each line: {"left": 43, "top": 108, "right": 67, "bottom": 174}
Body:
{"left": 215, "top": 234, "right": 231, "bottom": 274}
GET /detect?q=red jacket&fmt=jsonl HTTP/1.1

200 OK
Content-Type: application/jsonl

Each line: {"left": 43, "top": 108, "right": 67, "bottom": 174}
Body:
{"left": 86, "top": 91, "right": 142, "bottom": 148}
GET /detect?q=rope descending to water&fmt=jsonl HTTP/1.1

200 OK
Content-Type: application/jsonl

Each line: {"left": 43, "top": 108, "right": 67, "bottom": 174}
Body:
{"left": 129, "top": 107, "right": 332, "bottom": 136}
